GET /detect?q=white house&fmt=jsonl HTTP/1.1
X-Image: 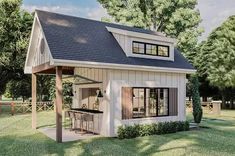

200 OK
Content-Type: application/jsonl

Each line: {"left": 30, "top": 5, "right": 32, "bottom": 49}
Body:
{"left": 24, "top": 10, "right": 195, "bottom": 142}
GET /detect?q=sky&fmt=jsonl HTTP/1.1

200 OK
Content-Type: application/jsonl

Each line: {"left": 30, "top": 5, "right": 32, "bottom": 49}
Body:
{"left": 22, "top": 0, "right": 235, "bottom": 40}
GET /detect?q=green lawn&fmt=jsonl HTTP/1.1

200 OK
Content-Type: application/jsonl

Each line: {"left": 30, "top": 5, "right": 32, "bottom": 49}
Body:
{"left": 1, "top": 110, "right": 235, "bottom": 156}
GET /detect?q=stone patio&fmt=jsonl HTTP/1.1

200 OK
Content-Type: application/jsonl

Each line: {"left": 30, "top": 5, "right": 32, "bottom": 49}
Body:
{"left": 39, "top": 128, "right": 100, "bottom": 142}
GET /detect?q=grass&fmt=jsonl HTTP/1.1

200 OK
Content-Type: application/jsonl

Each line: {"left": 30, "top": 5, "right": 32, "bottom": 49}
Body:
{"left": 1, "top": 110, "right": 235, "bottom": 156}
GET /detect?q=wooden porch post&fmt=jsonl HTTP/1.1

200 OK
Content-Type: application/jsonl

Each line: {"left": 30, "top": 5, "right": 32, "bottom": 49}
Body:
{"left": 56, "top": 66, "right": 63, "bottom": 143}
{"left": 32, "top": 73, "right": 37, "bottom": 129}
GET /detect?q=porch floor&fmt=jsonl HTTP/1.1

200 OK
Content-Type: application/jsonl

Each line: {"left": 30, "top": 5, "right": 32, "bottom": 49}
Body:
{"left": 38, "top": 128, "right": 100, "bottom": 142}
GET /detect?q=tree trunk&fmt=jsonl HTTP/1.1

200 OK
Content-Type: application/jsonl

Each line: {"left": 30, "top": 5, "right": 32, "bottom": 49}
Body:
{"left": 202, "top": 96, "right": 207, "bottom": 102}
{"left": 230, "top": 98, "right": 234, "bottom": 109}
{"left": 221, "top": 90, "right": 226, "bottom": 109}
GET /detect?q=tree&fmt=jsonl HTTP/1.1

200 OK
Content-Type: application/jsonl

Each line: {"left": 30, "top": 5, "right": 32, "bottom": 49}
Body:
{"left": 4, "top": 76, "right": 31, "bottom": 101}
{"left": 0, "top": 0, "right": 33, "bottom": 98}
{"left": 48, "top": 78, "right": 73, "bottom": 107}
{"left": 98, "top": 0, "right": 203, "bottom": 60}
{"left": 190, "top": 74, "right": 202, "bottom": 125}
{"left": 37, "top": 75, "right": 53, "bottom": 101}
{"left": 196, "top": 16, "right": 235, "bottom": 107}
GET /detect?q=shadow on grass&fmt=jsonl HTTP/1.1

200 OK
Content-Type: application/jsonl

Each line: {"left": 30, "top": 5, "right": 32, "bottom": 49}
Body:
{"left": 1, "top": 125, "right": 235, "bottom": 156}
{"left": 1, "top": 111, "right": 235, "bottom": 156}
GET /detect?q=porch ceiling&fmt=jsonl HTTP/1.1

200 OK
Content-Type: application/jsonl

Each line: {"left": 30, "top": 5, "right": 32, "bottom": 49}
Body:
{"left": 32, "top": 62, "right": 74, "bottom": 75}
{"left": 63, "top": 74, "right": 102, "bottom": 85}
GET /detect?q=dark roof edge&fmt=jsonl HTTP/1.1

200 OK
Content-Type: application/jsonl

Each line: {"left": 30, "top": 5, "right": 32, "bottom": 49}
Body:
{"left": 52, "top": 58, "right": 196, "bottom": 74}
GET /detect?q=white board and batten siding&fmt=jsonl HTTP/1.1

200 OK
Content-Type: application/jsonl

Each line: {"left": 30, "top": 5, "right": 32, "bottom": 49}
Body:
{"left": 32, "top": 30, "right": 51, "bottom": 67}
{"left": 109, "top": 69, "right": 186, "bottom": 136}
{"left": 26, "top": 18, "right": 52, "bottom": 69}
{"left": 74, "top": 67, "right": 187, "bottom": 137}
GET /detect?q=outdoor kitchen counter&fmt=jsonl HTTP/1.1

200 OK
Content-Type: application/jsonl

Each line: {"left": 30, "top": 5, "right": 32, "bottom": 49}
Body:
{"left": 70, "top": 108, "right": 103, "bottom": 114}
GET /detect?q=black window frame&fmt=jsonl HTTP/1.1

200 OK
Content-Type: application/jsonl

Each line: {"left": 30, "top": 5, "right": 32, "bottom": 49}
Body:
{"left": 132, "top": 87, "right": 169, "bottom": 118}
{"left": 132, "top": 41, "right": 170, "bottom": 57}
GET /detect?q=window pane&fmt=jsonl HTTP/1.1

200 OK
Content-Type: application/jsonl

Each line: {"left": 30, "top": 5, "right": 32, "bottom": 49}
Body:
{"left": 133, "top": 42, "right": 139, "bottom": 48}
{"left": 158, "top": 46, "right": 169, "bottom": 56}
{"left": 133, "top": 47, "right": 139, "bottom": 53}
{"left": 151, "top": 45, "right": 157, "bottom": 55}
{"left": 133, "top": 88, "right": 145, "bottom": 118}
{"left": 146, "top": 89, "right": 157, "bottom": 117}
{"left": 146, "top": 44, "right": 152, "bottom": 54}
{"left": 146, "top": 44, "right": 151, "bottom": 49}
{"left": 139, "top": 48, "right": 145, "bottom": 54}
{"left": 139, "top": 43, "right": 144, "bottom": 49}
{"left": 158, "top": 89, "right": 168, "bottom": 116}
{"left": 146, "top": 49, "right": 152, "bottom": 54}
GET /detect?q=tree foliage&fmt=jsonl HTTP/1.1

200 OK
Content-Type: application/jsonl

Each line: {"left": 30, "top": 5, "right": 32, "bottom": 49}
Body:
{"left": 4, "top": 77, "right": 31, "bottom": 101}
{"left": 196, "top": 16, "right": 235, "bottom": 90}
{"left": 37, "top": 75, "right": 53, "bottom": 101}
{"left": 98, "top": 0, "right": 203, "bottom": 60}
{"left": 0, "top": 0, "right": 33, "bottom": 98}
{"left": 190, "top": 74, "right": 202, "bottom": 124}
{"left": 49, "top": 78, "right": 73, "bottom": 106}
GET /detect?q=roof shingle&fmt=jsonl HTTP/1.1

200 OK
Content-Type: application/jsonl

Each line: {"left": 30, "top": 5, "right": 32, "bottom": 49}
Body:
{"left": 36, "top": 10, "right": 194, "bottom": 70}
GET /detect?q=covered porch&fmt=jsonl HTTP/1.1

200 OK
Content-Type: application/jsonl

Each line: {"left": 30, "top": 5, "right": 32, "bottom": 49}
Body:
{"left": 32, "top": 63, "right": 104, "bottom": 143}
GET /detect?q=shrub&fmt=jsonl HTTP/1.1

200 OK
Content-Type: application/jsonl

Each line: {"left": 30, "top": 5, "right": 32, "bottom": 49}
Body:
{"left": 139, "top": 124, "right": 155, "bottom": 136}
{"left": 190, "top": 74, "right": 203, "bottom": 124}
{"left": 117, "top": 121, "right": 189, "bottom": 139}
{"left": 117, "top": 124, "right": 140, "bottom": 139}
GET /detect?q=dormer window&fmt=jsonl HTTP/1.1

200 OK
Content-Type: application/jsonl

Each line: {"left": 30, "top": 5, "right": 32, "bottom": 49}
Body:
{"left": 132, "top": 41, "right": 169, "bottom": 57}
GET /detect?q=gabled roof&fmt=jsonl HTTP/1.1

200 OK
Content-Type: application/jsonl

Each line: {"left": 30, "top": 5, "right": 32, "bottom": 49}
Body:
{"left": 35, "top": 10, "right": 195, "bottom": 72}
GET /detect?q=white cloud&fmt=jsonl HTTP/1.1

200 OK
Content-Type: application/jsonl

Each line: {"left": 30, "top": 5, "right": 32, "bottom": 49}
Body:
{"left": 21, "top": 4, "right": 108, "bottom": 21}
{"left": 197, "top": 0, "right": 235, "bottom": 40}
{"left": 22, "top": 4, "right": 77, "bottom": 14}
{"left": 87, "top": 5, "right": 108, "bottom": 20}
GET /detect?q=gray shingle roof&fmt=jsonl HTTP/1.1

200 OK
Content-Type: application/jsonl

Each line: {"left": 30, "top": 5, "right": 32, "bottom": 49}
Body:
{"left": 36, "top": 10, "right": 195, "bottom": 70}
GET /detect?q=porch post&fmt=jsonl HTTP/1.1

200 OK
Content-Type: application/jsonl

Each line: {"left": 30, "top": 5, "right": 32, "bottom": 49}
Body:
{"left": 56, "top": 66, "right": 63, "bottom": 143}
{"left": 32, "top": 73, "right": 37, "bottom": 129}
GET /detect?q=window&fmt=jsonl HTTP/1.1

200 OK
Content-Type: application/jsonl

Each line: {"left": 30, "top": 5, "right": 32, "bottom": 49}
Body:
{"left": 132, "top": 41, "right": 169, "bottom": 57}
{"left": 133, "top": 42, "right": 144, "bottom": 54}
{"left": 158, "top": 46, "right": 169, "bottom": 57}
{"left": 146, "top": 44, "right": 157, "bottom": 55}
{"left": 133, "top": 88, "right": 145, "bottom": 118}
{"left": 132, "top": 88, "right": 169, "bottom": 118}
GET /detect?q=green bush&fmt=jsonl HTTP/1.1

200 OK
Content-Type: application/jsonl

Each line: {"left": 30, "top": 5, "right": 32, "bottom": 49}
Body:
{"left": 117, "top": 124, "right": 140, "bottom": 139}
{"left": 117, "top": 121, "right": 189, "bottom": 139}
{"left": 139, "top": 124, "right": 155, "bottom": 136}
{"left": 190, "top": 74, "right": 203, "bottom": 124}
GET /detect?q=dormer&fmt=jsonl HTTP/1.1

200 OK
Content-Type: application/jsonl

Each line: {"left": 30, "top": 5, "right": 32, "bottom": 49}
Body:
{"left": 106, "top": 26, "right": 176, "bottom": 61}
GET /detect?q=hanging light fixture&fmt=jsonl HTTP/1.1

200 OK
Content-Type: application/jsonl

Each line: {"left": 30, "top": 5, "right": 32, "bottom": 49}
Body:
{"left": 97, "top": 89, "right": 103, "bottom": 98}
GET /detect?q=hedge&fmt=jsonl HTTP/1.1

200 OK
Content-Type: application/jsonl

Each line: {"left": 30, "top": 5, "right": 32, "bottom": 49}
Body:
{"left": 117, "top": 121, "right": 189, "bottom": 139}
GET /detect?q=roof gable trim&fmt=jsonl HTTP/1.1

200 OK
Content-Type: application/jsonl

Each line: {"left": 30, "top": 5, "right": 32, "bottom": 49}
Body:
{"left": 24, "top": 13, "right": 54, "bottom": 74}
{"left": 106, "top": 26, "right": 176, "bottom": 44}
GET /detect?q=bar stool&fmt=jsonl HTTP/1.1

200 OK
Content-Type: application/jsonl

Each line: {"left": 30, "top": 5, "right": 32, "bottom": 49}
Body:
{"left": 68, "top": 111, "right": 75, "bottom": 131}
{"left": 74, "top": 112, "right": 83, "bottom": 133}
{"left": 64, "top": 111, "right": 71, "bottom": 129}
{"left": 83, "top": 114, "right": 94, "bottom": 134}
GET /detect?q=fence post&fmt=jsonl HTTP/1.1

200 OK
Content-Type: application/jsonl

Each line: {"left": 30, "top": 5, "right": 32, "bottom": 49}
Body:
{"left": 53, "top": 99, "right": 56, "bottom": 112}
{"left": 44, "top": 103, "right": 46, "bottom": 111}
{"left": 212, "top": 101, "right": 221, "bottom": 115}
{"left": 11, "top": 102, "right": 14, "bottom": 116}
